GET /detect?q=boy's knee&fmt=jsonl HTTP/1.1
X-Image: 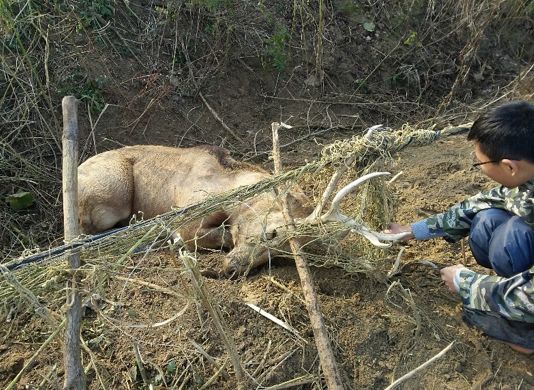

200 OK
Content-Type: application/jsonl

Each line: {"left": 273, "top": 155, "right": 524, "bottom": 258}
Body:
{"left": 471, "top": 209, "right": 512, "bottom": 233}
{"left": 469, "top": 209, "right": 534, "bottom": 275}
{"left": 470, "top": 209, "right": 511, "bottom": 248}
{"left": 491, "top": 216, "right": 534, "bottom": 275}
{"left": 468, "top": 209, "right": 512, "bottom": 267}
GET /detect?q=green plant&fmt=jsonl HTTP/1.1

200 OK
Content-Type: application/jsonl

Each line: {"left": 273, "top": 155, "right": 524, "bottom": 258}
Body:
{"left": 0, "top": 1, "right": 35, "bottom": 52}
{"left": 362, "top": 21, "right": 376, "bottom": 32}
{"left": 265, "top": 23, "right": 290, "bottom": 71}
{"left": 80, "top": 78, "right": 106, "bottom": 115}
{"left": 6, "top": 192, "right": 34, "bottom": 210}
{"left": 403, "top": 31, "right": 422, "bottom": 47}
{"left": 77, "top": 0, "right": 115, "bottom": 30}
{"left": 59, "top": 74, "right": 106, "bottom": 115}
{"left": 0, "top": 0, "right": 13, "bottom": 34}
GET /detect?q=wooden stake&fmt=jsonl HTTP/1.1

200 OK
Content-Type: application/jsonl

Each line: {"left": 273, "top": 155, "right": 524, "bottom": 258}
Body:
{"left": 61, "top": 96, "right": 86, "bottom": 390}
{"left": 271, "top": 122, "right": 344, "bottom": 390}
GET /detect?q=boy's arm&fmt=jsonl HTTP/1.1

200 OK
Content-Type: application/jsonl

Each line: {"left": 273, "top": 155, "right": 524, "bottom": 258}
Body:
{"left": 451, "top": 266, "right": 534, "bottom": 323}
{"left": 410, "top": 186, "right": 506, "bottom": 242}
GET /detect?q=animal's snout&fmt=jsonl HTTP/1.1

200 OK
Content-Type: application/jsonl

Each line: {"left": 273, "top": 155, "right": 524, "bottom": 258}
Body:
{"left": 222, "top": 254, "right": 247, "bottom": 277}
{"left": 222, "top": 242, "right": 276, "bottom": 276}
{"left": 222, "top": 245, "right": 262, "bottom": 276}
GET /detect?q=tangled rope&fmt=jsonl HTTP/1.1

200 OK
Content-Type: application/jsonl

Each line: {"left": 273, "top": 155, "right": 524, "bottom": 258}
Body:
{"left": 0, "top": 124, "right": 470, "bottom": 302}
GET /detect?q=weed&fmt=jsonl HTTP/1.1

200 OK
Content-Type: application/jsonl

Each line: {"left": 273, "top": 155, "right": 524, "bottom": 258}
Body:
{"left": 362, "top": 21, "right": 376, "bottom": 33}
{"left": 265, "top": 23, "right": 290, "bottom": 72}
{"left": 6, "top": 192, "right": 34, "bottom": 210}
{"left": 403, "top": 31, "right": 422, "bottom": 47}
{"left": 0, "top": 1, "right": 33, "bottom": 52}
{"left": 59, "top": 74, "right": 106, "bottom": 115}
{"left": 0, "top": 0, "right": 13, "bottom": 34}
{"left": 77, "top": 0, "right": 115, "bottom": 30}
{"left": 80, "top": 79, "right": 106, "bottom": 115}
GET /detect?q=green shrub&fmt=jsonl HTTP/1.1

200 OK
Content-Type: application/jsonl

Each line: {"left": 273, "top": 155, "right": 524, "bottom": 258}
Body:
{"left": 266, "top": 23, "right": 290, "bottom": 71}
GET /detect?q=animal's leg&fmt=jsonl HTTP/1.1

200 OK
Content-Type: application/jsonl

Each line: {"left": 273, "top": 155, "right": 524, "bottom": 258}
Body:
{"left": 85, "top": 204, "right": 132, "bottom": 233}
{"left": 179, "top": 211, "right": 233, "bottom": 251}
{"left": 181, "top": 225, "right": 233, "bottom": 251}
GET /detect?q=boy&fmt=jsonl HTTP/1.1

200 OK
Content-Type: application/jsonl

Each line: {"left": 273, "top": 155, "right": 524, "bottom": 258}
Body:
{"left": 386, "top": 101, "right": 534, "bottom": 354}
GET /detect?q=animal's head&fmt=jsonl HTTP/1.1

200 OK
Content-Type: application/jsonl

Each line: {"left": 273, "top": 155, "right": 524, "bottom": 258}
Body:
{"left": 222, "top": 172, "right": 413, "bottom": 276}
{"left": 222, "top": 190, "right": 312, "bottom": 276}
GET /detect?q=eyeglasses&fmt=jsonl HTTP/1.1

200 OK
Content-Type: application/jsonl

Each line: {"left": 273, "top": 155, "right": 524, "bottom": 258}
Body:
{"left": 470, "top": 151, "right": 501, "bottom": 168}
{"left": 472, "top": 160, "right": 500, "bottom": 168}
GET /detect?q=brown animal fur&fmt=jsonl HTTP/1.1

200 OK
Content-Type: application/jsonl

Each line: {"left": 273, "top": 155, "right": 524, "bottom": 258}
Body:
{"left": 78, "top": 145, "right": 311, "bottom": 274}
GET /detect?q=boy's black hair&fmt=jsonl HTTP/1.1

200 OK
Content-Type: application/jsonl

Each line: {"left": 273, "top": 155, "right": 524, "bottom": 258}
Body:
{"left": 468, "top": 101, "right": 534, "bottom": 163}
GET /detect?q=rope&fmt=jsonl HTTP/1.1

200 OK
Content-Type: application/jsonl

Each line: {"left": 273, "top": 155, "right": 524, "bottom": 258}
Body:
{"left": 0, "top": 124, "right": 470, "bottom": 301}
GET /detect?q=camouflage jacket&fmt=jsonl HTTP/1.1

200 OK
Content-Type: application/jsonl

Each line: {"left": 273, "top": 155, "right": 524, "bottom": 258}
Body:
{"left": 456, "top": 266, "right": 534, "bottom": 323}
{"left": 410, "top": 177, "right": 534, "bottom": 322}
{"left": 411, "top": 177, "right": 534, "bottom": 242}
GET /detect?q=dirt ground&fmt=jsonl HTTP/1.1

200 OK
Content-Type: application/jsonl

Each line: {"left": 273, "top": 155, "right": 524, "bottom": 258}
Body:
{"left": 1, "top": 133, "right": 533, "bottom": 389}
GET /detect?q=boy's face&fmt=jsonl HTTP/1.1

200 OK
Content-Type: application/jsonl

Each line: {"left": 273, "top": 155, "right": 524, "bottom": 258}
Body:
{"left": 473, "top": 142, "right": 534, "bottom": 188}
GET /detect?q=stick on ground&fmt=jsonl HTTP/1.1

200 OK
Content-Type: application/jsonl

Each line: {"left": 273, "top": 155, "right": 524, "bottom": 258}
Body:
{"left": 384, "top": 341, "right": 455, "bottom": 390}
{"left": 271, "top": 122, "right": 345, "bottom": 390}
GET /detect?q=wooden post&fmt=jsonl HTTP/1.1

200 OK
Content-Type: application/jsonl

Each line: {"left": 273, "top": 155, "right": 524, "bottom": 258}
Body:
{"left": 271, "top": 123, "right": 345, "bottom": 389}
{"left": 61, "top": 96, "right": 86, "bottom": 390}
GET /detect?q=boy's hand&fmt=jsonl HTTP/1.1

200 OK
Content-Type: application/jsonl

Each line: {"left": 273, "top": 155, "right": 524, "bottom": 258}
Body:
{"left": 440, "top": 264, "right": 467, "bottom": 293}
{"left": 383, "top": 223, "right": 414, "bottom": 240}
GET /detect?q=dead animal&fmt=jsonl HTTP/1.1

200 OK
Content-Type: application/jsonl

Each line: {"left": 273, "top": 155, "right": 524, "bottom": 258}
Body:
{"left": 78, "top": 145, "right": 408, "bottom": 275}
{"left": 78, "top": 145, "right": 313, "bottom": 275}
